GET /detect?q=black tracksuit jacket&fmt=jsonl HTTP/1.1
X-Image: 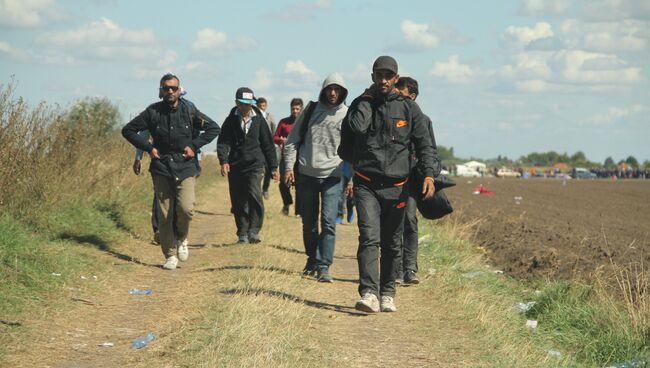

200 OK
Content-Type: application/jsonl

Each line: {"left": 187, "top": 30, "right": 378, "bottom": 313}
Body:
{"left": 341, "top": 92, "right": 437, "bottom": 184}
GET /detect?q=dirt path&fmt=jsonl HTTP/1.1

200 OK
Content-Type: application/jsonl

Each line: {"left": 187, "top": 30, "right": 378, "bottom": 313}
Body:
{"left": 4, "top": 178, "right": 485, "bottom": 367}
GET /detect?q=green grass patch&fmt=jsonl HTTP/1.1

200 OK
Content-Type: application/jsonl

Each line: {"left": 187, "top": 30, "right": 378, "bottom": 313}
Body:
{"left": 418, "top": 219, "right": 650, "bottom": 367}
{"left": 0, "top": 190, "right": 153, "bottom": 358}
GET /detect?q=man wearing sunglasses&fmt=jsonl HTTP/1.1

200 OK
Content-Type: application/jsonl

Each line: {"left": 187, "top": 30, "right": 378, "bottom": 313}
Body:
{"left": 122, "top": 73, "right": 220, "bottom": 270}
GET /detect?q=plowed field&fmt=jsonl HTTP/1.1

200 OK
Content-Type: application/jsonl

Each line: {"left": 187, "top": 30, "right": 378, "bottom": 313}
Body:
{"left": 446, "top": 178, "right": 650, "bottom": 280}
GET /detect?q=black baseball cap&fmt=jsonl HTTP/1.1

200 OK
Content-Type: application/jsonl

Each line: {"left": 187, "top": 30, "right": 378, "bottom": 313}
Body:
{"left": 236, "top": 87, "right": 256, "bottom": 104}
{"left": 372, "top": 55, "right": 398, "bottom": 74}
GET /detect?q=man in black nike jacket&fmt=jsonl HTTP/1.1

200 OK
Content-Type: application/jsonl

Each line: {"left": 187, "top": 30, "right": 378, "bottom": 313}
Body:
{"left": 339, "top": 56, "right": 437, "bottom": 313}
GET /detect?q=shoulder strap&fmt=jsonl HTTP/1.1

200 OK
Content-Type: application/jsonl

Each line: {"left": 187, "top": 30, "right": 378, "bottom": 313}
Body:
{"left": 298, "top": 101, "right": 317, "bottom": 144}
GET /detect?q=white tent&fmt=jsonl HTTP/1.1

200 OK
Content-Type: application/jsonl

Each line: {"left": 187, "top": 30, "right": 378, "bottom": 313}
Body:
{"left": 464, "top": 160, "right": 487, "bottom": 173}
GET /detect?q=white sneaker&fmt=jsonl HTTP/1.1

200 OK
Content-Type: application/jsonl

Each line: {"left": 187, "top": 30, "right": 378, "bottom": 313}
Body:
{"left": 355, "top": 292, "right": 380, "bottom": 313}
{"left": 380, "top": 295, "right": 397, "bottom": 312}
{"left": 177, "top": 239, "right": 189, "bottom": 262}
{"left": 162, "top": 255, "right": 178, "bottom": 270}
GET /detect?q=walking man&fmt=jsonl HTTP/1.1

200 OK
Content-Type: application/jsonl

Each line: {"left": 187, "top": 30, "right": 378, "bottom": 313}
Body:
{"left": 256, "top": 97, "right": 276, "bottom": 199}
{"left": 274, "top": 98, "right": 303, "bottom": 216}
{"left": 394, "top": 76, "right": 441, "bottom": 285}
{"left": 217, "top": 87, "right": 279, "bottom": 243}
{"left": 283, "top": 73, "right": 349, "bottom": 282}
{"left": 339, "top": 56, "right": 437, "bottom": 312}
{"left": 122, "top": 73, "right": 219, "bottom": 270}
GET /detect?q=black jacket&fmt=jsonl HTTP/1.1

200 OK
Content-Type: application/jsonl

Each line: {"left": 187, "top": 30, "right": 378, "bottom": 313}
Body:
{"left": 121, "top": 100, "right": 220, "bottom": 181}
{"left": 217, "top": 106, "right": 278, "bottom": 173}
{"left": 340, "top": 92, "right": 436, "bottom": 183}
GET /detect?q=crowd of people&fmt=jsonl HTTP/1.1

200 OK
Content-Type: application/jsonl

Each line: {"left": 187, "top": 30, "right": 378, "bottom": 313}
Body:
{"left": 121, "top": 55, "right": 441, "bottom": 313}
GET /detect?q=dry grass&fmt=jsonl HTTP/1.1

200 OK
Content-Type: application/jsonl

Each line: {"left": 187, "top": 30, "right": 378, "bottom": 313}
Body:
{"left": 0, "top": 81, "right": 139, "bottom": 220}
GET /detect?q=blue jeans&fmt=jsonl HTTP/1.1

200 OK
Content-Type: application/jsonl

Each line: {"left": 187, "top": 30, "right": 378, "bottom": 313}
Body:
{"left": 297, "top": 174, "right": 342, "bottom": 270}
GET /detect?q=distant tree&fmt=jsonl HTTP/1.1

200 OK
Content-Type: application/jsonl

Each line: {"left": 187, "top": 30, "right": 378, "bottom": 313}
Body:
{"left": 437, "top": 145, "right": 455, "bottom": 161}
{"left": 625, "top": 156, "right": 639, "bottom": 168}
{"left": 66, "top": 97, "right": 121, "bottom": 138}
{"left": 643, "top": 160, "right": 650, "bottom": 169}
{"left": 571, "top": 151, "right": 586, "bottom": 162}
{"left": 603, "top": 156, "right": 615, "bottom": 168}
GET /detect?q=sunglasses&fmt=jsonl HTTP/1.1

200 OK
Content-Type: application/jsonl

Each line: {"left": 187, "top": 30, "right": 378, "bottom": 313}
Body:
{"left": 160, "top": 86, "right": 179, "bottom": 92}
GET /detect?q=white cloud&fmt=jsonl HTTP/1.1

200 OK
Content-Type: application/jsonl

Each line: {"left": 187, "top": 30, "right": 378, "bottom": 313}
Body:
{"left": 519, "top": 0, "right": 570, "bottom": 16}
{"left": 561, "top": 18, "right": 648, "bottom": 52}
{"left": 500, "top": 52, "right": 553, "bottom": 79}
{"left": 0, "top": 0, "right": 65, "bottom": 27}
{"left": 36, "top": 17, "right": 160, "bottom": 62}
{"left": 0, "top": 40, "right": 26, "bottom": 59}
{"left": 285, "top": 59, "right": 315, "bottom": 76}
{"left": 190, "top": 28, "right": 258, "bottom": 54}
{"left": 556, "top": 50, "right": 641, "bottom": 83}
{"left": 250, "top": 68, "right": 275, "bottom": 91}
{"left": 400, "top": 20, "right": 441, "bottom": 49}
{"left": 504, "top": 22, "right": 554, "bottom": 46}
{"left": 584, "top": 105, "right": 645, "bottom": 125}
{"left": 583, "top": 0, "right": 650, "bottom": 21}
{"left": 429, "top": 55, "right": 483, "bottom": 83}
{"left": 284, "top": 59, "right": 320, "bottom": 88}
{"left": 191, "top": 28, "right": 227, "bottom": 51}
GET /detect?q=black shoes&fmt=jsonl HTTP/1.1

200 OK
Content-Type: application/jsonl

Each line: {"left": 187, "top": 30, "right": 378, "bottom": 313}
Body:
{"left": 248, "top": 233, "right": 261, "bottom": 244}
{"left": 404, "top": 270, "right": 420, "bottom": 285}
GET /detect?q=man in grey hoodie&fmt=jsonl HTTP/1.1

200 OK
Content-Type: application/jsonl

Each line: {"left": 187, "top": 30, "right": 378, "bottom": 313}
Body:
{"left": 283, "top": 73, "right": 348, "bottom": 283}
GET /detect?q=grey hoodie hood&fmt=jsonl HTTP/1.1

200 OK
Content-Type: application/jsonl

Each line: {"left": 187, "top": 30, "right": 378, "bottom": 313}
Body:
{"left": 318, "top": 73, "right": 348, "bottom": 106}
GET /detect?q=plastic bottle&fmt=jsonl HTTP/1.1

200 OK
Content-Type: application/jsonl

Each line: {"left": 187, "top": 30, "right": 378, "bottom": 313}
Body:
{"left": 131, "top": 331, "right": 155, "bottom": 349}
{"left": 128, "top": 288, "right": 153, "bottom": 295}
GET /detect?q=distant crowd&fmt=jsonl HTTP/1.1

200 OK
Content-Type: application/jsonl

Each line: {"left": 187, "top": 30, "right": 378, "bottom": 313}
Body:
{"left": 589, "top": 167, "right": 649, "bottom": 179}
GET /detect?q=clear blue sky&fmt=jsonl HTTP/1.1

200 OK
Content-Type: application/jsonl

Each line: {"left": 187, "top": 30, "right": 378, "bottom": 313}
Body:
{"left": 1, "top": 0, "right": 648, "bottom": 163}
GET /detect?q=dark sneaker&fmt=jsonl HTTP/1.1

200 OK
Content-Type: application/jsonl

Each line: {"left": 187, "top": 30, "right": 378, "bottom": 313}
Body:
{"left": 302, "top": 260, "right": 317, "bottom": 278}
{"left": 395, "top": 277, "right": 404, "bottom": 286}
{"left": 317, "top": 268, "right": 334, "bottom": 283}
{"left": 281, "top": 205, "right": 290, "bottom": 216}
{"left": 248, "top": 233, "right": 261, "bottom": 244}
{"left": 404, "top": 270, "right": 420, "bottom": 285}
{"left": 237, "top": 235, "right": 249, "bottom": 243}
{"left": 355, "top": 293, "right": 380, "bottom": 313}
{"left": 335, "top": 216, "right": 343, "bottom": 225}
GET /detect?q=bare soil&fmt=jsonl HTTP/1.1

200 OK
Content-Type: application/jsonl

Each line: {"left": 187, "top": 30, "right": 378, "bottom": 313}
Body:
{"left": 446, "top": 177, "right": 650, "bottom": 280}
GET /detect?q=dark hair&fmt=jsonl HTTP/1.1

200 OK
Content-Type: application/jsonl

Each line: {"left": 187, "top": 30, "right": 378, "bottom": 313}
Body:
{"left": 395, "top": 76, "right": 419, "bottom": 96}
{"left": 159, "top": 73, "right": 179, "bottom": 86}
{"left": 256, "top": 97, "right": 267, "bottom": 105}
{"left": 290, "top": 98, "right": 303, "bottom": 107}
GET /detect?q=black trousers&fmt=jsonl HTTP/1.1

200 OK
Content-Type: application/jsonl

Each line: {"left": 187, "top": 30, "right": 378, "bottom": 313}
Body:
{"left": 228, "top": 168, "right": 265, "bottom": 237}
{"left": 279, "top": 158, "right": 294, "bottom": 206}
{"left": 262, "top": 166, "right": 271, "bottom": 193}
{"left": 400, "top": 180, "right": 419, "bottom": 273}
{"left": 354, "top": 180, "right": 408, "bottom": 298}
